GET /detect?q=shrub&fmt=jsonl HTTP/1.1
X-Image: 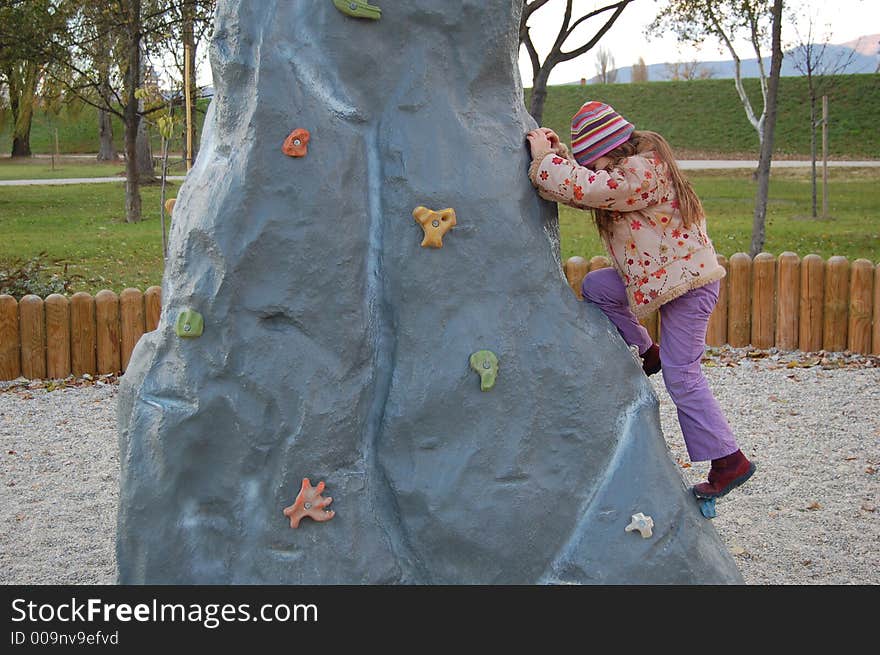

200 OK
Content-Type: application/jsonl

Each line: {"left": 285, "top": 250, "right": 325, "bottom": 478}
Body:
{"left": 0, "top": 252, "right": 82, "bottom": 299}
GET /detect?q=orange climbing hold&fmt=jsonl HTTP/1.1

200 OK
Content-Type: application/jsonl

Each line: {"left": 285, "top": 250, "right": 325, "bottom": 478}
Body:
{"left": 283, "top": 478, "right": 335, "bottom": 528}
{"left": 282, "top": 128, "right": 310, "bottom": 157}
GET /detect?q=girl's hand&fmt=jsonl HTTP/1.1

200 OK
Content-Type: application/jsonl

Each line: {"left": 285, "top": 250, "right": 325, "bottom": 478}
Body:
{"left": 540, "top": 128, "right": 561, "bottom": 151}
{"left": 526, "top": 129, "right": 552, "bottom": 159}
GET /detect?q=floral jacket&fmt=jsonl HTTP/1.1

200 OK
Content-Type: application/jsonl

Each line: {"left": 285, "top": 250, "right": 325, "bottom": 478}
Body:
{"left": 528, "top": 148, "right": 725, "bottom": 317}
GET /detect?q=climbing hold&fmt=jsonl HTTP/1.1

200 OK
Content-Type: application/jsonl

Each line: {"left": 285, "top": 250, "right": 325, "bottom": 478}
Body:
{"left": 175, "top": 309, "right": 204, "bottom": 338}
{"left": 412, "top": 206, "right": 456, "bottom": 248}
{"left": 283, "top": 478, "right": 336, "bottom": 528}
{"left": 697, "top": 497, "right": 717, "bottom": 519}
{"left": 625, "top": 512, "right": 654, "bottom": 538}
{"left": 469, "top": 350, "right": 499, "bottom": 391}
{"left": 164, "top": 198, "right": 176, "bottom": 214}
{"left": 333, "top": 0, "right": 381, "bottom": 20}
{"left": 282, "top": 128, "right": 310, "bottom": 157}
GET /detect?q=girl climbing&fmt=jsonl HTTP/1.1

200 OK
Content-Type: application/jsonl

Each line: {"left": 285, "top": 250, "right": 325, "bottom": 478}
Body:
{"left": 525, "top": 100, "right": 755, "bottom": 500}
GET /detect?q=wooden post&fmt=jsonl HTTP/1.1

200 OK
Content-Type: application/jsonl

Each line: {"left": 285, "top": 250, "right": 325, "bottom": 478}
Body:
{"left": 95, "top": 290, "right": 121, "bottom": 375}
{"left": 873, "top": 263, "right": 880, "bottom": 356}
{"left": 563, "top": 257, "right": 589, "bottom": 299}
{"left": 120, "top": 288, "right": 145, "bottom": 372}
{"left": 145, "top": 286, "right": 162, "bottom": 331}
{"left": 184, "top": 42, "right": 193, "bottom": 171}
{"left": 727, "top": 253, "right": 752, "bottom": 348}
{"left": 799, "top": 254, "right": 825, "bottom": 352}
{"left": 45, "top": 294, "right": 71, "bottom": 379}
{"left": 847, "top": 259, "right": 874, "bottom": 355}
{"left": 71, "top": 292, "right": 97, "bottom": 377}
{"left": 751, "top": 252, "right": 776, "bottom": 349}
{"left": 822, "top": 95, "right": 828, "bottom": 219}
{"left": 0, "top": 295, "right": 20, "bottom": 380}
{"left": 706, "top": 255, "right": 728, "bottom": 347}
{"left": 18, "top": 295, "right": 46, "bottom": 380}
{"left": 775, "top": 252, "right": 800, "bottom": 350}
{"left": 823, "top": 256, "right": 849, "bottom": 352}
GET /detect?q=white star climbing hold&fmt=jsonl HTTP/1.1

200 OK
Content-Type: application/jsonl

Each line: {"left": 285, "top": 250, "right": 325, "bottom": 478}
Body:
{"left": 625, "top": 512, "right": 654, "bottom": 538}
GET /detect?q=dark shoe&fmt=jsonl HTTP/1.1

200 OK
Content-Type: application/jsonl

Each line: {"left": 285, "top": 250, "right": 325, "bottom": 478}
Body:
{"left": 693, "top": 449, "right": 756, "bottom": 499}
{"left": 641, "top": 343, "right": 661, "bottom": 376}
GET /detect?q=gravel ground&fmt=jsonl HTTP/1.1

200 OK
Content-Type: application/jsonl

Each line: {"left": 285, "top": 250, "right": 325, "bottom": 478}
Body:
{"left": 1, "top": 348, "right": 878, "bottom": 585}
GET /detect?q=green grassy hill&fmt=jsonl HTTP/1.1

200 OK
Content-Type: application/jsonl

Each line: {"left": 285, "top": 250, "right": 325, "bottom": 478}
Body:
{"left": 531, "top": 74, "right": 880, "bottom": 158}
{"left": 2, "top": 75, "right": 878, "bottom": 158}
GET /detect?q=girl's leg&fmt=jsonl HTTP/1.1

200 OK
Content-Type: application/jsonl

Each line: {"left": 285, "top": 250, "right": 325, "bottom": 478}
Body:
{"left": 659, "top": 281, "right": 739, "bottom": 462}
{"left": 581, "top": 268, "right": 653, "bottom": 355}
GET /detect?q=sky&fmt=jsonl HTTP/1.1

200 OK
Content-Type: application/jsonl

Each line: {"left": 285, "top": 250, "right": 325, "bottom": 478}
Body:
{"left": 519, "top": 0, "right": 880, "bottom": 85}
{"left": 191, "top": 1, "right": 878, "bottom": 89}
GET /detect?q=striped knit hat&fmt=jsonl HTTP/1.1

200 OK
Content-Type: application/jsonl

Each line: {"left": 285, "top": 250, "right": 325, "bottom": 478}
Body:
{"left": 570, "top": 101, "right": 635, "bottom": 166}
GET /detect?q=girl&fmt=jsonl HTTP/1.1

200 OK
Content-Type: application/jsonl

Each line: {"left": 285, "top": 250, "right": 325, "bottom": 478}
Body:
{"left": 525, "top": 100, "right": 755, "bottom": 500}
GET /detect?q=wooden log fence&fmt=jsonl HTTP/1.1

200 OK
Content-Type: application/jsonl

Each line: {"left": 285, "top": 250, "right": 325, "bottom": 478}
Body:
{"left": 562, "top": 252, "right": 879, "bottom": 357}
{"left": 0, "top": 251, "right": 878, "bottom": 381}
{"left": 0, "top": 287, "right": 160, "bottom": 382}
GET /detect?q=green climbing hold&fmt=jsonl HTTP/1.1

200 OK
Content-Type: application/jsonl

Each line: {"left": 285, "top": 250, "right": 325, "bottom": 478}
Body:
{"left": 175, "top": 309, "right": 204, "bottom": 338}
{"left": 469, "top": 350, "right": 499, "bottom": 392}
{"left": 333, "top": 0, "right": 381, "bottom": 20}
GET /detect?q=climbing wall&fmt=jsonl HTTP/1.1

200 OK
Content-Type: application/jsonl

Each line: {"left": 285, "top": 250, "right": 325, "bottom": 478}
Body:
{"left": 116, "top": 0, "right": 743, "bottom": 584}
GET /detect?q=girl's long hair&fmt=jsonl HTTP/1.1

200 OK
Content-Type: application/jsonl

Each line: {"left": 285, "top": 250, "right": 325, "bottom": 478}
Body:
{"left": 591, "top": 130, "right": 704, "bottom": 236}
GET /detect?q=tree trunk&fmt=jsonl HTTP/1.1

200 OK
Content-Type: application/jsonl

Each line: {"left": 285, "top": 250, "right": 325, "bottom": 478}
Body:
{"left": 136, "top": 111, "right": 155, "bottom": 181}
{"left": 528, "top": 65, "right": 552, "bottom": 125}
{"left": 98, "top": 109, "right": 117, "bottom": 161}
{"left": 123, "top": 0, "right": 143, "bottom": 223}
{"left": 7, "top": 62, "right": 40, "bottom": 158}
{"left": 749, "top": 0, "right": 784, "bottom": 257}
{"left": 135, "top": 44, "right": 155, "bottom": 182}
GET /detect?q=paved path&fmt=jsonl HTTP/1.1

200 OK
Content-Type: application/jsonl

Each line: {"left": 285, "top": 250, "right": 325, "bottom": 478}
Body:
{"left": 678, "top": 160, "right": 880, "bottom": 170}
{"left": 2, "top": 160, "right": 879, "bottom": 185}
{"left": 0, "top": 176, "right": 187, "bottom": 186}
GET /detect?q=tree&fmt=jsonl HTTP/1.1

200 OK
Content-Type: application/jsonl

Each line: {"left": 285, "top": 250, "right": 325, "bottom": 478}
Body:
{"left": 790, "top": 15, "right": 856, "bottom": 218}
{"left": 38, "top": 0, "right": 212, "bottom": 222}
{"left": 749, "top": 0, "right": 783, "bottom": 256}
{"left": 664, "top": 60, "right": 714, "bottom": 80}
{"left": 649, "top": 1, "right": 776, "bottom": 148}
{"left": 631, "top": 56, "right": 648, "bottom": 82}
{"left": 650, "top": 0, "right": 785, "bottom": 256}
{"left": 595, "top": 47, "right": 617, "bottom": 83}
{"left": 520, "top": 0, "right": 634, "bottom": 123}
{"left": 0, "top": 1, "right": 69, "bottom": 157}
{"left": 142, "top": 0, "right": 216, "bottom": 167}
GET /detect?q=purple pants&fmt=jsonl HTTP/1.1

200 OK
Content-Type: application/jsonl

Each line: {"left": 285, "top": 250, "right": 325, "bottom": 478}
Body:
{"left": 582, "top": 267, "right": 739, "bottom": 462}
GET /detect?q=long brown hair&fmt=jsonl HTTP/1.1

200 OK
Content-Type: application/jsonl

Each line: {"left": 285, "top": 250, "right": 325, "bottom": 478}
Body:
{"left": 591, "top": 130, "right": 704, "bottom": 236}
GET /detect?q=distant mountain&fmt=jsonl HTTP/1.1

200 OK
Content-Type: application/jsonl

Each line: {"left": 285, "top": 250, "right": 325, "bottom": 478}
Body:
{"left": 573, "top": 35, "right": 878, "bottom": 85}
{"left": 841, "top": 33, "right": 880, "bottom": 56}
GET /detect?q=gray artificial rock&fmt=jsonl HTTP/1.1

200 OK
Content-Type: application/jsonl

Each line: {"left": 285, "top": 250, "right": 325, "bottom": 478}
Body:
{"left": 116, "top": 0, "right": 743, "bottom": 584}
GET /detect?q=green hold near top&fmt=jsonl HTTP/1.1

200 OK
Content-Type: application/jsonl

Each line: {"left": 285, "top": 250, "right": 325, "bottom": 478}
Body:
{"left": 469, "top": 350, "right": 499, "bottom": 392}
{"left": 333, "top": 0, "right": 381, "bottom": 20}
{"left": 175, "top": 309, "right": 204, "bottom": 338}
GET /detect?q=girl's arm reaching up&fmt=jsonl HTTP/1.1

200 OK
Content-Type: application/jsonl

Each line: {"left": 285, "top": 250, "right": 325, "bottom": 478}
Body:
{"left": 526, "top": 130, "right": 663, "bottom": 212}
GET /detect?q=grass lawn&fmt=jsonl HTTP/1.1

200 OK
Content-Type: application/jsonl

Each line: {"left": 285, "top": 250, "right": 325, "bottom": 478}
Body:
{"left": 560, "top": 167, "right": 880, "bottom": 264}
{"left": 0, "top": 168, "right": 877, "bottom": 297}
{"left": 0, "top": 181, "right": 179, "bottom": 295}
